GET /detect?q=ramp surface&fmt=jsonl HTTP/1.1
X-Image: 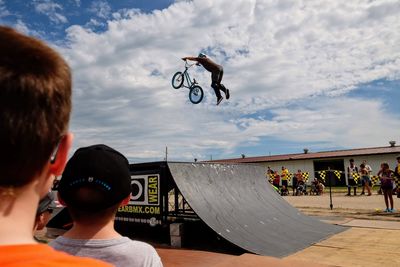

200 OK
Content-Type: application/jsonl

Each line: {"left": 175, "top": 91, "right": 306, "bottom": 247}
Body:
{"left": 167, "top": 162, "right": 344, "bottom": 257}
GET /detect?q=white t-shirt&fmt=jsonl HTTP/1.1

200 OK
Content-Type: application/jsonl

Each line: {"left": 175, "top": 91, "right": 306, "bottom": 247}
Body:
{"left": 50, "top": 236, "right": 163, "bottom": 267}
{"left": 365, "top": 164, "right": 372, "bottom": 174}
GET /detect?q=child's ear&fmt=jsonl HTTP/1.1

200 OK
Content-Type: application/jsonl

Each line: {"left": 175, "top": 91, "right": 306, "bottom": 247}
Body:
{"left": 120, "top": 194, "right": 131, "bottom": 207}
{"left": 49, "top": 133, "right": 73, "bottom": 176}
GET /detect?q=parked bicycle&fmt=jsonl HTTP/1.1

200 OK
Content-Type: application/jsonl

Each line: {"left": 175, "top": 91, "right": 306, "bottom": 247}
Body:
{"left": 171, "top": 60, "right": 204, "bottom": 104}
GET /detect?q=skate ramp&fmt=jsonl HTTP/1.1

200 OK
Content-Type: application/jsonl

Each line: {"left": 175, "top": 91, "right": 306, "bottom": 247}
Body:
{"left": 167, "top": 162, "right": 344, "bottom": 257}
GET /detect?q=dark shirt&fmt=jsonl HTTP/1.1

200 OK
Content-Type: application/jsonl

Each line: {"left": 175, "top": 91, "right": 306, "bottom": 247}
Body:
{"left": 197, "top": 57, "right": 222, "bottom": 73}
{"left": 292, "top": 177, "right": 298, "bottom": 187}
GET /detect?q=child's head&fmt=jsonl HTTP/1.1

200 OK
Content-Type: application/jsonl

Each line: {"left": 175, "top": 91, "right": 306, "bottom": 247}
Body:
{"left": 0, "top": 26, "right": 71, "bottom": 188}
{"left": 58, "top": 144, "right": 132, "bottom": 223}
{"left": 381, "top": 162, "right": 389, "bottom": 171}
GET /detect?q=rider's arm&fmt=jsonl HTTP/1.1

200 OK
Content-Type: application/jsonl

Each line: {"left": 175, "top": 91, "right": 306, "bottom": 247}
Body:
{"left": 182, "top": 56, "right": 198, "bottom": 61}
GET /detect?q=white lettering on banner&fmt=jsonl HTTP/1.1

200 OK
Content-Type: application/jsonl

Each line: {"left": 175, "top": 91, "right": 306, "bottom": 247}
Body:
{"left": 129, "top": 174, "right": 160, "bottom": 205}
{"left": 130, "top": 180, "right": 143, "bottom": 200}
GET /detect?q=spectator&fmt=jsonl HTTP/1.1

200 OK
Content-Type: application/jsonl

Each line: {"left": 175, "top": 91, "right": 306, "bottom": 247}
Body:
{"left": 363, "top": 160, "right": 373, "bottom": 174}
{"left": 359, "top": 163, "right": 372, "bottom": 196}
{"left": 310, "top": 178, "right": 320, "bottom": 195}
{"left": 346, "top": 159, "right": 358, "bottom": 196}
{"left": 272, "top": 171, "right": 281, "bottom": 189}
{"left": 295, "top": 170, "right": 306, "bottom": 195}
{"left": 50, "top": 144, "right": 163, "bottom": 267}
{"left": 377, "top": 163, "right": 395, "bottom": 212}
{"left": 0, "top": 26, "right": 110, "bottom": 266}
{"left": 360, "top": 159, "right": 372, "bottom": 195}
{"left": 34, "top": 192, "right": 57, "bottom": 243}
{"left": 317, "top": 181, "right": 325, "bottom": 195}
{"left": 360, "top": 160, "right": 372, "bottom": 194}
{"left": 292, "top": 171, "right": 299, "bottom": 196}
{"left": 266, "top": 166, "right": 273, "bottom": 175}
{"left": 280, "top": 184, "right": 289, "bottom": 196}
{"left": 281, "top": 166, "right": 289, "bottom": 191}
{"left": 265, "top": 166, "right": 274, "bottom": 183}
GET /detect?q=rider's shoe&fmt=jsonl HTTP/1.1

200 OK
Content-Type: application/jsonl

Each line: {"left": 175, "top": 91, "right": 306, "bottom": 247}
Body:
{"left": 217, "top": 96, "right": 223, "bottom": 105}
{"left": 225, "top": 89, "right": 230, "bottom": 100}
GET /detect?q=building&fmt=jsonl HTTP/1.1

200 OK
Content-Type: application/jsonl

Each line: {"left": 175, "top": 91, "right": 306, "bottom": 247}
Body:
{"left": 211, "top": 142, "right": 400, "bottom": 186}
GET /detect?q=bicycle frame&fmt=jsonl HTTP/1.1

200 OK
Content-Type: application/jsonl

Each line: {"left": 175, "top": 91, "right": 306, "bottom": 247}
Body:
{"left": 172, "top": 60, "right": 204, "bottom": 104}
{"left": 181, "top": 61, "right": 197, "bottom": 89}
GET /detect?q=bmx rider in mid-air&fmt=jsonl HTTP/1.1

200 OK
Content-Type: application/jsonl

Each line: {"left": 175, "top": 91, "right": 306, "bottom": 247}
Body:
{"left": 182, "top": 53, "right": 230, "bottom": 105}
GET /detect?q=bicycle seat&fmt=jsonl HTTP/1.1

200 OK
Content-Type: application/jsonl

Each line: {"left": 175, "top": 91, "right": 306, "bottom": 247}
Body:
{"left": 193, "top": 78, "right": 197, "bottom": 84}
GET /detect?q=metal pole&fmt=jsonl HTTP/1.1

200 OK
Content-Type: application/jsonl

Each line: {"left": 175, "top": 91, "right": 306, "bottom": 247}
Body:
{"left": 328, "top": 167, "right": 333, "bottom": 210}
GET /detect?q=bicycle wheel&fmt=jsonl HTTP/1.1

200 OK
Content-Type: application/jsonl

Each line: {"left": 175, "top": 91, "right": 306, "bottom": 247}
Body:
{"left": 171, "top": 72, "right": 184, "bottom": 89}
{"left": 189, "top": 85, "right": 204, "bottom": 104}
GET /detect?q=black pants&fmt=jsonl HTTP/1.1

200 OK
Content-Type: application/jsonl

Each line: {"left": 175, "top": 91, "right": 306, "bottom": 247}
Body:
{"left": 211, "top": 69, "right": 226, "bottom": 99}
{"left": 347, "top": 186, "right": 357, "bottom": 195}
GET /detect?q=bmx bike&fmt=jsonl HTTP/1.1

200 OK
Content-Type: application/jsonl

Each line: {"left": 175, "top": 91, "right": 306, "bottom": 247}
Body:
{"left": 171, "top": 60, "right": 204, "bottom": 104}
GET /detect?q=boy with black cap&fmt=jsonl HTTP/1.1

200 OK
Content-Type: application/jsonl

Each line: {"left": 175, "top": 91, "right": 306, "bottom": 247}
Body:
{"left": 50, "top": 144, "right": 162, "bottom": 267}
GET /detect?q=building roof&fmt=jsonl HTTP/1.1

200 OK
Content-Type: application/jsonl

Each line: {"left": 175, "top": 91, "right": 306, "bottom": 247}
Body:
{"left": 210, "top": 145, "right": 400, "bottom": 164}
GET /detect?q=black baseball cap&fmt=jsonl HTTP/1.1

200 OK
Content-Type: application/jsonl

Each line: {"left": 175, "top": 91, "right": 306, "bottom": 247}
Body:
{"left": 58, "top": 144, "right": 132, "bottom": 212}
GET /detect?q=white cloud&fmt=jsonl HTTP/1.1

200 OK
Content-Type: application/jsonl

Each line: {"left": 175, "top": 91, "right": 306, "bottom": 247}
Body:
{"left": 85, "top": 18, "right": 104, "bottom": 28}
{"left": 0, "top": 0, "right": 10, "bottom": 18}
{"left": 34, "top": 0, "right": 68, "bottom": 24}
{"left": 234, "top": 97, "right": 400, "bottom": 149}
{"left": 89, "top": 0, "right": 111, "bottom": 19}
{"left": 111, "top": 8, "right": 141, "bottom": 20}
{"left": 13, "top": 19, "right": 45, "bottom": 39}
{"left": 14, "top": 19, "right": 30, "bottom": 34}
{"left": 57, "top": 0, "right": 400, "bottom": 161}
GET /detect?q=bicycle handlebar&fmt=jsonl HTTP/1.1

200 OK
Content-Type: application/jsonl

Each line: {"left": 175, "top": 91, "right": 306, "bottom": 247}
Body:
{"left": 183, "top": 60, "right": 197, "bottom": 68}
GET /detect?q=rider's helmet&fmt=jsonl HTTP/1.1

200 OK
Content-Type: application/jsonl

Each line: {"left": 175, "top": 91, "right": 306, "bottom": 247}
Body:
{"left": 198, "top": 52, "right": 207, "bottom": 58}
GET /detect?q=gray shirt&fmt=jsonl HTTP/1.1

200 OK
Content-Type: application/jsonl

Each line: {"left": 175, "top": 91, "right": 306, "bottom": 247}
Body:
{"left": 50, "top": 236, "right": 163, "bottom": 267}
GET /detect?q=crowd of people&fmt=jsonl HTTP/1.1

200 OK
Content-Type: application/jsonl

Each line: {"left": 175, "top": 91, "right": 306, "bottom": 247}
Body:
{"left": 267, "top": 166, "right": 324, "bottom": 196}
{"left": 266, "top": 157, "right": 400, "bottom": 213}
{"left": 346, "top": 158, "right": 400, "bottom": 213}
{"left": 0, "top": 26, "right": 162, "bottom": 267}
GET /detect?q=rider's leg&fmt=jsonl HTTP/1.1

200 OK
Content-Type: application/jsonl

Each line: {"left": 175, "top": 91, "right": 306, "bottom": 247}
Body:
{"left": 221, "top": 84, "right": 229, "bottom": 99}
{"left": 211, "top": 72, "right": 223, "bottom": 104}
{"left": 216, "top": 70, "right": 230, "bottom": 99}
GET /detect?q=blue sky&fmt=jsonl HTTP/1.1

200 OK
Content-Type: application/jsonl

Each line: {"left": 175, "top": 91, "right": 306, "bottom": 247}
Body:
{"left": 1, "top": 0, "right": 400, "bottom": 162}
